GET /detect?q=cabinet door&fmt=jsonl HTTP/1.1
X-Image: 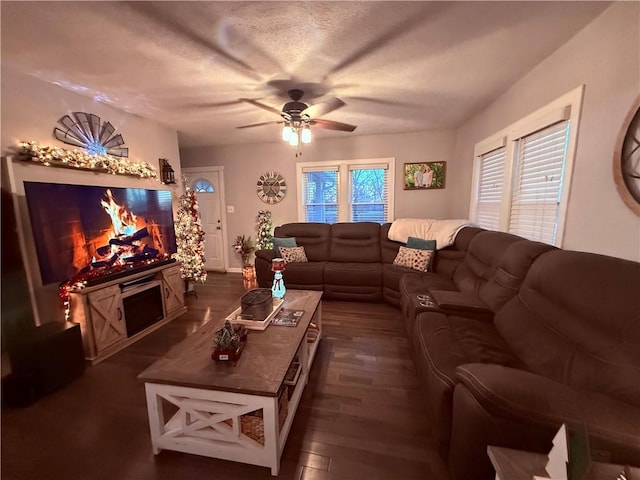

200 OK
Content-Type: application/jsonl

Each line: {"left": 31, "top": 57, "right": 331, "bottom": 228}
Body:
{"left": 87, "top": 285, "right": 126, "bottom": 352}
{"left": 161, "top": 264, "right": 185, "bottom": 315}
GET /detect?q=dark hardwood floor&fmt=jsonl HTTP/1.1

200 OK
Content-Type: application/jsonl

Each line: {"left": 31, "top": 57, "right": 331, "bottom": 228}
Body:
{"left": 1, "top": 273, "right": 450, "bottom": 480}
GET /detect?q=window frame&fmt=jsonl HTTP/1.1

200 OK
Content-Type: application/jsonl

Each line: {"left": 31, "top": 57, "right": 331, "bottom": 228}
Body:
{"left": 469, "top": 85, "right": 584, "bottom": 246}
{"left": 296, "top": 157, "right": 396, "bottom": 223}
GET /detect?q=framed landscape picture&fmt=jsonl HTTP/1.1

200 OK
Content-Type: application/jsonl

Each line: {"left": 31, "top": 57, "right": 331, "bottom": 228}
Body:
{"left": 404, "top": 162, "right": 446, "bottom": 190}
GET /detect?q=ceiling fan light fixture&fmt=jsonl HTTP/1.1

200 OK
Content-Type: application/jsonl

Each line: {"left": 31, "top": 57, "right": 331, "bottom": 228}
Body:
{"left": 282, "top": 125, "right": 293, "bottom": 141}
{"left": 288, "top": 131, "right": 299, "bottom": 146}
{"left": 301, "top": 126, "right": 312, "bottom": 144}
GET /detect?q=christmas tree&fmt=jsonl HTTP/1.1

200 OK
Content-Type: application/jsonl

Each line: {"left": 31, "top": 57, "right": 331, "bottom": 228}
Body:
{"left": 172, "top": 179, "right": 207, "bottom": 283}
{"left": 256, "top": 210, "right": 274, "bottom": 250}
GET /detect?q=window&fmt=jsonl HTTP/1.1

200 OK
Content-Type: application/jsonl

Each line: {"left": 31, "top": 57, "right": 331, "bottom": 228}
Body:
{"left": 301, "top": 168, "right": 338, "bottom": 223}
{"left": 475, "top": 145, "right": 506, "bottom": 231}
{"left": 470, "top": 86, "right": 583, "bottom": 246}
{"left": 297, "top": 158, "right": 395, "bottom": 223}
{"left": 193, "top": 178, "right": 214, "bottom": 193}
{"left": 508, "top": 121, "right": 570, "bottom": 243}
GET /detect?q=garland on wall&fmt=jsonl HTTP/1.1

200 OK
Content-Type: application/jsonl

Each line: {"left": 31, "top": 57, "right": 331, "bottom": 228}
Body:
{"left": 17, "top": 141, "right": 157, "bottom": 179}
{"left": 172, "top": 178, "right": 207, "bottom": 283}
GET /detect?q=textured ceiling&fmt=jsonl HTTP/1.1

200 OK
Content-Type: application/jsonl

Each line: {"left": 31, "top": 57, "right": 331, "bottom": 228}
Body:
{"left": 1, "top": 1, "right": 609, "bottom": 148}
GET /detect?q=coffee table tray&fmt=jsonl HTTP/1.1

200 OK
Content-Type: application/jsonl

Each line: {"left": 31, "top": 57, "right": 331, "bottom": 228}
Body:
{"left": 225, "top": 297, "right": 284, "bottom": 330}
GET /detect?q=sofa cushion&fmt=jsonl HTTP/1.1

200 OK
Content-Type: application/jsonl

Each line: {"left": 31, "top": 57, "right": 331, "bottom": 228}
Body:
{"left": 272, "top": 237, "right": 297, "bottom": 256}
{"left": 324, "top": 262, "right": 382, "bottom": 301}
{"left": 411, "top": 311, "right": 524, "bottom": 452}
{"left": 477, "top": 239, "right": 554, "bottom": 312}
{"left": 281, "top": 261, "right": 325, "bottom": 289}
{"left": 452, "top": 230, "right": 525, "bottom": 295}
{"left": 429, "top": 226, "right": 483, "bottom": 277}
{"left": 407, "top": 236, "right": 437, "bottom": 250}
{"left": 495, "top": 249, "right": 640, "bottom": 407}
{"left": 383, "top": 264, "right": 422, "bottom": 292}
{"left": 273, "top": 223, "right": 331, "bottom": 261}
{"left": 329, "top": 222, "right": 381, "bottom": 263}
{"left": 279, "top": 246, "right": 308, "bottom": 264}
{"left": 393, "top": 246, "right": 434, "bottom": 272}
{"left": 382, "top": 265, "right": 423, "bottom": 308}
{"left": 324, "top": 262, "right": 381, "bottom": 287}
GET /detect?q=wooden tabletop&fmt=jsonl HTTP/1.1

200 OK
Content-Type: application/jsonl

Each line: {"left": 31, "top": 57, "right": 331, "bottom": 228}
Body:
{"left": 138, "top": 290, "right": 322, "bottom": 397}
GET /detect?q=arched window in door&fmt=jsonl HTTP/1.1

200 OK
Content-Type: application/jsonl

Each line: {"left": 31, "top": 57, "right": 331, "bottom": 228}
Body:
{"left": 193, "top": 178, "right": 214, "bottom": 193}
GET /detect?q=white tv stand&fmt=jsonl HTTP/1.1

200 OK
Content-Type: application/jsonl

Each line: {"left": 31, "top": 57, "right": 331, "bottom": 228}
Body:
{"left": 69, "top": 261, "right": 186, "bottom": 365}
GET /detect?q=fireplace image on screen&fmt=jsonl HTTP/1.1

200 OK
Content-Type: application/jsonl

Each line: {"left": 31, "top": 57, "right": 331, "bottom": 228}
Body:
{"left": 23, "top": 182, "right": 187, "bottom": 364}
{"left": 23, "top": 182, "right": 177, "bottom": 285}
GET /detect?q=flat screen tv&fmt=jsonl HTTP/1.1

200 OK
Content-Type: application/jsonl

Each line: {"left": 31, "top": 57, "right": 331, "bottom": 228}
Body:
{"left": 23, "top": 182, "right": 177, "bottom": 285}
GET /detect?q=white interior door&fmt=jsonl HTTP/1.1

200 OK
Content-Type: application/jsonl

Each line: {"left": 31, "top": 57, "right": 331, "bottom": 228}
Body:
{"left": 184, "top": 169, "right": 226, "bottom": 272}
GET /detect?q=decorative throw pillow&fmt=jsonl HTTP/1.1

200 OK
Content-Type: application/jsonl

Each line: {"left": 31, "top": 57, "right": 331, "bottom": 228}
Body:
{"left": 272, "top": 237, "right": 297, "bottom": 256}
{"left": 407, "top": 236, "right": 437, "bottom": 250}
{"left": 279, "top": 246, "right": 308, "bottom": 264}
{"left": 393, "top": 246, "right": 434, "bottom": 272}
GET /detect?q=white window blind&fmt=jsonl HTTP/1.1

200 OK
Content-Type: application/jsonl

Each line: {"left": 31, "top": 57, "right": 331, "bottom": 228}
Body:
{"left": 475, "top": 147, "right": 506, "bottom": 230}
{"left": 302, "top": 168, "right": 338, "bottom": 223}
{"left": 508, "top": 121, "right": 570, "bottom": 244}
{"left": 349, "top": 164, "right": 389, "bottom": 223}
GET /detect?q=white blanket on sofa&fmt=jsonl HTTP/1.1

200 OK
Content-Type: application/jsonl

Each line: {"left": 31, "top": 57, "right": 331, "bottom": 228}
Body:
{"left": 388, "top": 218, "right": 473, "bottom": 249}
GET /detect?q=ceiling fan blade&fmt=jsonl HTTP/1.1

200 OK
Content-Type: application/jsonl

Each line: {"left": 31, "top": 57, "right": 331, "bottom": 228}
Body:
{"left": 239, "top": 98, "right": 282, "bottom": 116}
{"left": 301, "top": 97, "right": 345, "bottom": 119}
{"left": 311, "top": 118, "right": 357, "bottom": 132}
{"left": 236, "top": 121, "right": 283, "bottom": 129}
{"left": 178, "top": 99, "right": 245, "bottom": 110}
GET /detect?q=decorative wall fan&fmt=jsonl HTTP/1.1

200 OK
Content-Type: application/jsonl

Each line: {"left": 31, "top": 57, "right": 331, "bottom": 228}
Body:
{"left": 237, "top": 89, "right": 357, "bottom": 146}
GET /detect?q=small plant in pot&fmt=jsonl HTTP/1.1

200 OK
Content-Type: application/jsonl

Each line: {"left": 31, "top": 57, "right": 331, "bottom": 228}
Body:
{"left": 212, "top": 320, "right": 247, "bottom": 362}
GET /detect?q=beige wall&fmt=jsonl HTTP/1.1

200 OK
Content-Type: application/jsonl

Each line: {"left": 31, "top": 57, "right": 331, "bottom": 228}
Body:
{"left": 1, "top": 68, "right": 183, "bottom": 324}
{"left": 450, "top": 2, "right": 640, "bottom": 261}
{"left": 180, "top": 129, "right": 457, "bottom": 268}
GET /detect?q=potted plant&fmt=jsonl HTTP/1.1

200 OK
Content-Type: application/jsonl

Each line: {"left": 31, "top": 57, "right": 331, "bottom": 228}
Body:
{"left": 233, "top": 235, "right": 255, "bottom": 266}
{"left": 212, "top": 320, "right": 247, "bottom": 361}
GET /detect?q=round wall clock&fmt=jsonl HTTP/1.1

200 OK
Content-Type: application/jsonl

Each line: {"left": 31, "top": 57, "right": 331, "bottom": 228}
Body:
{"left": 257, "top": 171, "right": 287, "bottom": 204}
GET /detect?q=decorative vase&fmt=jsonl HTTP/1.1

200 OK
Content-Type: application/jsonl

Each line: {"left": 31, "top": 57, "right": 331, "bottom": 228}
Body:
{"left": 241, "top": 253, "right": 251, "bottom": 266}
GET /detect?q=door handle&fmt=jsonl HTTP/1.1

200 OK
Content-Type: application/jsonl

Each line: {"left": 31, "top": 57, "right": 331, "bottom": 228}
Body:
{"left": 216, "top": 219, "right": 221, "bottom": 230}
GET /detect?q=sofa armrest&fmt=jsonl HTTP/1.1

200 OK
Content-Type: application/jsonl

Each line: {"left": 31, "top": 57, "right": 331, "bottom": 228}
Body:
{"left": 429, "top": 290, "right": 493, "bottom": 320}
{"left": 455, "top": 363, "right": 640, "bottom": 449}
{"left": 255, "top": 249, "right": 276, "bottom": 262}
{"left": 254, "top": 249, "right": 276, "bottom": 288}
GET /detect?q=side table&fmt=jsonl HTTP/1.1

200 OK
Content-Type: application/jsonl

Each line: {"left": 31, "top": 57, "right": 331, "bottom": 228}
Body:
{"left": 488, "top": 446, "right": 640, "bottom": 480}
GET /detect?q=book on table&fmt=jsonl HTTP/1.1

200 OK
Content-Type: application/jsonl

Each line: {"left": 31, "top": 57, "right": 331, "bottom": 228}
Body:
{"left": 272, "top": 309, "right": 305, "bottom": 327}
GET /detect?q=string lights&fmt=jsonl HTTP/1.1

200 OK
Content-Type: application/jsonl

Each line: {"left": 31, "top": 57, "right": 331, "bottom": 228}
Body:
{"left": 17, "top": 141, "right": 158, "bottom": 179}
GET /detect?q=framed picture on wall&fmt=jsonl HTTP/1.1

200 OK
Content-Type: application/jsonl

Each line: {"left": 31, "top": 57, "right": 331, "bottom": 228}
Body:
{"left": 403, "top": 162, "right": 446, "bottom": 190}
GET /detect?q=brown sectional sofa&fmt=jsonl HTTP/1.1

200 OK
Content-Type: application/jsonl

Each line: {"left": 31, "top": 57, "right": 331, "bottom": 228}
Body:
{"left": 255, "top": 221, "right": 481, "bottom": 305}
{"left": 255, "top": 221, "right": 640, "bottom": 479}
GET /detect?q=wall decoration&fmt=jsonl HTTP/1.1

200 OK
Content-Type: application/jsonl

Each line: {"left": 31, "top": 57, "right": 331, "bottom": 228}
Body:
{"left": 54, "top": 112, "right": 128, "bottom": 157}
{"left": 613, "top": 98, "right": 640, "bottom": 216}
{"left": 159, "top": 158, "right": 176, "bottom": 185}
{"left": 404, "top": 162, "right": 446, "bottom": 190}
{"left": 257, "top": 171, "right": 287, "bottom": 204}
{"left": 17, "top": 141, "right": 157, "bottom": 178}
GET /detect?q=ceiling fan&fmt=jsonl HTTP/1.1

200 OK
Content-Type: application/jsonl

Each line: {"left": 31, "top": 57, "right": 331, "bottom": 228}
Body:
{"left": 237, "top": 89, "right": 357, "bottom": 138}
